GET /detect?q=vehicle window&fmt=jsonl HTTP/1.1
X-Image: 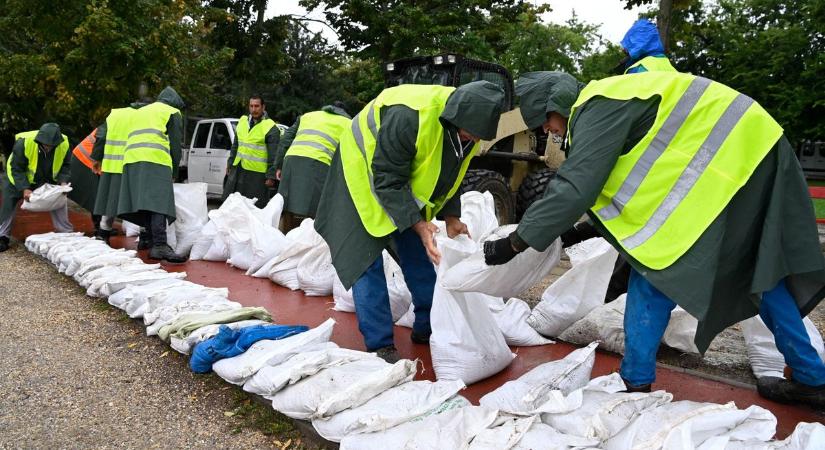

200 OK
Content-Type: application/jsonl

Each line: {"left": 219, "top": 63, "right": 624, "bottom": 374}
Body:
{"left": 230, "top": 120, "right": 238, "bottom": 132}
{"left": 802, "top": 141, "right": 814, "bottom": 157}
{"left": 192, "top": 123, "right": 211, "bottom": 148}
{"left": 210, "top": 122, "right": 232, "bottom": 150}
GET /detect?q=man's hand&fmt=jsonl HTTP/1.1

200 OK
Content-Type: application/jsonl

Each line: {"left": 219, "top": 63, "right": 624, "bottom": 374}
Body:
{"left": 265, "top": 178, "right": 275, "bottom": 188}
{"left": 22, "top": 189, "right": 33, "bottom": 201}
{"left": 275, "top": 169, "right": 282, "bottom": 181}
{"left": 444, "top": 215, "right": 470, "bottom": 239}
{"left": 412, "top": 220, "right": 441, "bottom": 265}
{"left": 91, "top": 161, "right": 102, "bottom": 175}
{"left": 483, "top": 236, "right": 521, "bottom": 266}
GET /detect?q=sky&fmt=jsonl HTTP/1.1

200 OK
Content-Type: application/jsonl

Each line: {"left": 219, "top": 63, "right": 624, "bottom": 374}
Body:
{"left": 271, "top": 0, "right": 650, "bottom": 45}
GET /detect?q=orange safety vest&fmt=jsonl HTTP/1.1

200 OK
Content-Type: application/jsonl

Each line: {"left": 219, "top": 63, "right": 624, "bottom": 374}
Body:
{"left": 72, "top": 128, "right": 97, "bottom": 170}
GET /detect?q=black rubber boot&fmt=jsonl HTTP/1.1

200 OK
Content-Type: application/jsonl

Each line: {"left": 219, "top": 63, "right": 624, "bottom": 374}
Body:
{"left": 94, "top": 229, "right": 111, "bottom": 245}
{"left": 375, "top": 346, "right": 401, "bottom": 364}
{"left": 757, "top": 376, "right": 825, "bottom": 409}
{"left": 622, "top": 378, "right": 652, "bottom": 393}
{"left": 410, "top": 331, "right": 430, "bottom": 345}
{"left": 137, "top": 230, "right": 152, "bottom": 250}
{"left": 148, "top": 243, "right": 187, "bottom": 264}
{"left": 0, "top": 236, "right": 9, "bottom": 252}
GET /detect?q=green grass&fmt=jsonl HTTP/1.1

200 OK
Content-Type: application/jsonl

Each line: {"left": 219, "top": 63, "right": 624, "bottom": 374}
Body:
{"left": 813, "top": 198, "right": 825, "bottom": 220}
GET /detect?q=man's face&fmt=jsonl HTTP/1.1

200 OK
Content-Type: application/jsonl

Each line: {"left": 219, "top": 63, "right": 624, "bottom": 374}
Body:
{"left": 458, "top": 128, "right": 481, "bottom": 143}
{"left": 248, "top": 99, "right": 264, "bottom": 119}
{"left": 542, "top": 112, "right": 567, "bottom": 137}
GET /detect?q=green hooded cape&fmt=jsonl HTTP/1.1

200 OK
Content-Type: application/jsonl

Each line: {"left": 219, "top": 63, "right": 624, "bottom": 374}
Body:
{"left": 513, "top": 71, "right": 825, "bottom": 352}
{"left": 315, "top": 81, "right": 505, "bottom": 288}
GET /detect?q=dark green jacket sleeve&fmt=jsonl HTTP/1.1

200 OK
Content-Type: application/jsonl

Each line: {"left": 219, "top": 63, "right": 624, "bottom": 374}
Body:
{"left": 372, "top": 105, "right": 424, "bottom": 232}
{"left": 90, "top": 122, "right": 107, "bottom": 161}
{"left": 167, "top": 113, "right": 183, "bottom": 176}
{"left": 265, "top": 125, "right": 281, "bottom": 180}
{"left": 273, "top": 118, "right": 300, "bottom": 171}
{"left": 439, "top": 194, "right": 462, "bottom": 218}
{"left": 516, "top": 97, "right": 654, "bottom": 251}
{"left": 56, "top": 141, "right": 72, "bottom": 183}
{"left": 9, "top": 139, "right": 30, "bottom": 189}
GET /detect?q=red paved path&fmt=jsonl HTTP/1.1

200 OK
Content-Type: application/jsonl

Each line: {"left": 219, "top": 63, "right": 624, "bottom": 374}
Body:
{"left": 10, "top": 208, "right": 824, "bottom": 438}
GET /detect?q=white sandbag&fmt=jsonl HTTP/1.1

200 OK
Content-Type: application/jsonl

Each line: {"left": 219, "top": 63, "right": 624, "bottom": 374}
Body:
{"left": 722, "top": 422, "right": 825, "bottom": 450}
{"left": 24, "top": 232, "right": 81, "bottom": 254}
{"left": 57, "top": 243, "right": 111, "bottom": 274}
{"left": 512, "top": 421, "right": 602, "bottom": 450}
{"left": 491, "top": 298, "right": 554, "bottom": 346}
{"left": 122, "top": 220, "right": 141, "bottom": 237}
{"left": 144, "top": 298, "right": 239, "bottom": 336}
{"left": 245, "top": 223, "right": 291, "bottom": 275}
{"left": 254, "top": 193, "right": 284, "bottom": 228}
{"left": 527, "top": 238, "right": 618, "bottom": 337}
{"left": 212, "top": 318, "right": 335, "bottom": 385}
{"left": 460, "top": 191, "right": 499, "bottom": 242}
{"left": 170, "top": 319, "right": 270, "bottom": 354}
{"left": 395, "top": 303, "right": 415, "bottom": 328}
{"left": 297, "top": 242, "right": 336, "bottom": 296}
{"left": 65, "top": 247, "right": 127, "bottom": 276}
{"left": 339, "top": 403, "right": 498, "bottom": 450}
{"left": 430, "top": 235, "right": 514, "bottom": 384}
{"left": 441, "top": 225, "right": 562, "bottom": 298}
{"left": 663, "top": 306, "right": 700, "bottom": 354}
{"left": 109, "top": 278, "right": 192, "bottom": 312}
{"left": 141, "top": 285, "right": 232, "bottom": 321}
{"left": 243, "top": 343, "right": 361, "bottom": 395}
{"left": 21, "top": 183, "right": 72, "bottom": 211}
{"left": 268, "top": 219, "right": 324, "bottom": 290}
{"left": 604, "top": 401, "right": 776, "bottom": 450}
{"left": 189, "top": 221, "right": 217, "bottom": 261}
{"left": 468, "top": 415, "right": 537, "bottom": 450}
{"left": 75, "top": 255, "right": 145, "bottom": 285}
{"left": 268, "top": 359, "right": 416, "bottom": 420}
{"left": 208, "top": 192, "right": 258, "bottom": 262}
{"left": 172, "top": 182, "right": 209, "bottom": 255}
{"left": 312, "top": 379, "right": 466, "bottom": 442}
{"left": 479, "top": 342, "right": 598, "bottom": 415}
{"left": 741, "top": 315, "right": 825, "bottom": 379}
{"left": 226, "top": 239, "right": 254, "bottom": 270}
{"left": 95, "top": 270, "right": 187, "bottom": 298}
{"left": 202, "top": 232, "right": 230, "bottom": 262}
{"left": 332, "top": 275, "right": 355, "bottom": 312}
{"left": 542, "top": 388, "right": 673, "bottom": 442}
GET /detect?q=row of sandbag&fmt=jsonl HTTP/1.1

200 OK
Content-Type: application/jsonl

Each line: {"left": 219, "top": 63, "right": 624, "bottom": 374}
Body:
{"left": 24, "top": 232, "right": 823, "bottom": 448}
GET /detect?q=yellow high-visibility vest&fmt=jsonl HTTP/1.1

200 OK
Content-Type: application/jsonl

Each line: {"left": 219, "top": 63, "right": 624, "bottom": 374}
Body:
{"left": 233, "top": 116, "right": 277, "bottom": 173}
{"left": 340, "top": 84, "right": 478, "bottom": 237}
{"left": 285, "top": 111, "right": 351, "bottom": 165}
{"left": 101, "top": 107, "right": 133, "bottom": 174}
{"left": 625, "top": 56, "right": 677, "bottom": 73}
{"left": 570, "top": 72, "right": 783, "bottom": 269}
{"left": 6, "top": 130, "right": 70, "bottom": 186}
{"left": 122, "top": 102, "right": 180, "bottom": 169}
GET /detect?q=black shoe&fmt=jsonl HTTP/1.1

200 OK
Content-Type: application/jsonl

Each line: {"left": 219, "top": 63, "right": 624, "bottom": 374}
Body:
{"left": 0, "top": 236, "right": 9, "bottom": 252}
{"left": 148, "top": 244, "right": 187, "bottom": 264}
{"left": 93, "top": 229, "right": 111, "bottom": 245}
{"left": 622, "top": 378, "right": 652, "bottom": 393}
{"left": 410, "top": 331, "right": 430, "bottom": 345}
{"left": 374, "top": 346, "right": 401, "bottom": 364}
{"left": 757, "top": 376, "right": 825, "bottom": 409}
{"left": 137, "top": 231, "right": 152, "bottom": 250}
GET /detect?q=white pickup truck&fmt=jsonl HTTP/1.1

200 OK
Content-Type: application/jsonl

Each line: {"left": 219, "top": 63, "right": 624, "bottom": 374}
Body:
{"left": 182, "top": 118, "right": 287, "bottom": 198}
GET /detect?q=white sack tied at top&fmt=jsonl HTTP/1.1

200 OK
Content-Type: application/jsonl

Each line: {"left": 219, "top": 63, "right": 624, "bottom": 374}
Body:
{"left": 21, "top": 183, "right": 72, "bottom": 212}
{"left": 170, "top": 182, "right": 209, "bottom": 255}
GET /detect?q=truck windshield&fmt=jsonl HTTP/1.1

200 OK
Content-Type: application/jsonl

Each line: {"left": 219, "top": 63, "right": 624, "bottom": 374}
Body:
{"left": 388, "top": 64, "right": 452, "bottom": 87}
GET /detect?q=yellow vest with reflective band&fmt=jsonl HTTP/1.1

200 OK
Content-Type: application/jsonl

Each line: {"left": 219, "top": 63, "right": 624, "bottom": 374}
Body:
{"left": 123, "top": 102, "right": 180, "bottom": 169}
{"left": 233, "top": 116, "right": 277, "bottom": 173}
{"left": 625, "top": 56, "right": 677, "bottom": 73}
{"left": 285, "top": 111, "right": 351, "bottom": 165}
{"left": 6, "top": 130, "right": 70, "bottom": 186}
{"left": 340, "top": 84, "right": 478, "bottom": 237}
{"left": 101, "top": 107, "right": 134, "bottom": 174}
{"left": 570, "top": 72, "right": 783, "bottom": 270}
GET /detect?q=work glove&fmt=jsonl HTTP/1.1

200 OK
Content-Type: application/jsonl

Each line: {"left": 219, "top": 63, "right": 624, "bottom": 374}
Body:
{"left": 559, "top": 221, "right": 600, "bottom": 248}
{"left": 483, "top": 232, "right": 526, "bottom": 266}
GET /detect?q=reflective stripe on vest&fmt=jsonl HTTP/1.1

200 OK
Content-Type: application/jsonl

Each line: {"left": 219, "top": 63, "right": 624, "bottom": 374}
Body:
{"left": 6, "top": 130, "right": 70, "bottom": 186}
{"left": 102, "top": 108, "right": 134, "bottom": 174}
{"left": 233, "top": 116, "right": 277, "bottom": 173}
{"left": 285, "top": 110, "right": 351, "bottom": 165}
{"left": 122, "top": 102, "right": 180, "bottom": 169}
{"left": 72, "top": 129, "right": 97, "bottom": 170}
{"left": 570, "top": 72, "right": 783, "bottom": 269}
{"left": 339, "top": 84, "right": 478, "bottom": 237}
{"left": 625, "top": 56, "right": 677, "bottom": 73}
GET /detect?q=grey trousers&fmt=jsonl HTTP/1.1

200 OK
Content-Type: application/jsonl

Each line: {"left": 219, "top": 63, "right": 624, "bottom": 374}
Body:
{"left": 0, "top": 204, "right": 74, "bottom": 238}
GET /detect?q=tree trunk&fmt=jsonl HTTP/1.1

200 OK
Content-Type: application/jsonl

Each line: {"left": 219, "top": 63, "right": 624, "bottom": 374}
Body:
{"left": 657, "top": 0, "right": 673, "bottom": 53}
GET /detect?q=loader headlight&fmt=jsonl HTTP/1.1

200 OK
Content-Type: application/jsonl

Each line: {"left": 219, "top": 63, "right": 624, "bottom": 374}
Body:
{"left": 433, "top": 56, "right": 444, "bottom": 65}
{"left": 386, "top": 63, "right": 395, "bottom": 72}
{"left": 447, "top": 54, "right": 456, "bottom": 63}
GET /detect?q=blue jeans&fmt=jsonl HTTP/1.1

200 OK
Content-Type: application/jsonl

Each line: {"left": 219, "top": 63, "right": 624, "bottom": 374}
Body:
{"left": 621, "top": 269, "right": 825, "bottom": 387}
{"left": 352, "top": 228, "right": 436, "bottom": 351}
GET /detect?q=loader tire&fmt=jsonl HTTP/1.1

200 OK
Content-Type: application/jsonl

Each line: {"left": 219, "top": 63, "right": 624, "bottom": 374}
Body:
{"left": 517, "top": 168, "right": 556, "bottom": 218}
